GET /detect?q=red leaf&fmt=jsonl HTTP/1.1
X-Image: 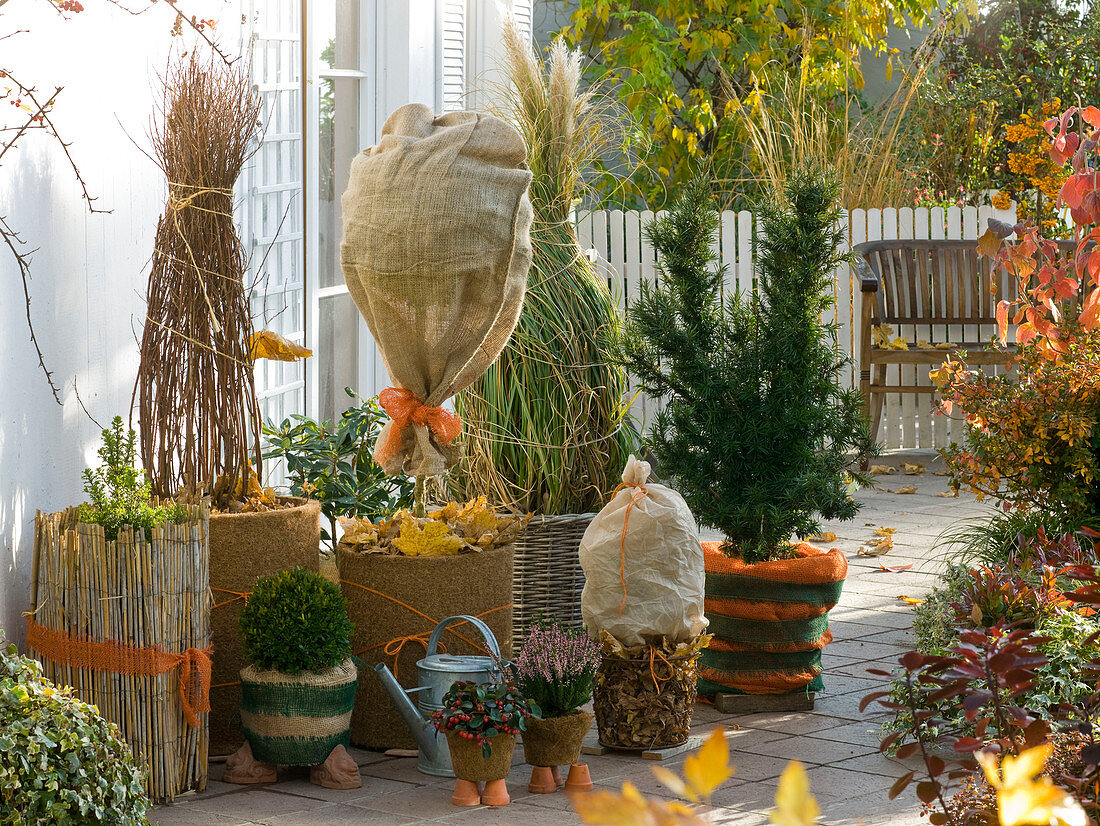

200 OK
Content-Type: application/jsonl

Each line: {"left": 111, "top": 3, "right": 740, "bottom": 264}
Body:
{"left": 1080, "top": 289, "right": 1100, "bottom": 330}
{"left": 1017, "top": 321, "right": 1036, "bottom": 347}
{"left": 889, "top": 771, "right": 915, "bottom": 799}
{"left": 1083, "top": 106, "right": 1100, "bottom": 128}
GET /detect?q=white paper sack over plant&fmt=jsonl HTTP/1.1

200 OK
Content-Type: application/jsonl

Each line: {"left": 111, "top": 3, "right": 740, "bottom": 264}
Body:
{"left": 579, "top": 455, "right": 708, "bottom": 646}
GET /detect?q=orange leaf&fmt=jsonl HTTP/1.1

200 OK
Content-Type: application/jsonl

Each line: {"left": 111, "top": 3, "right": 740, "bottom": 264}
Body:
{"left": 996, "top": 301, "right": 1010, "bottom": 345}
{"left": 977, "top": 228, "right": 1002, "bottom": 258}
{"left": 249, "top": 330, "right": 313, "bottom": 362}
{"left": 1080, "top": 289, "right": 1100, "bottom": 330}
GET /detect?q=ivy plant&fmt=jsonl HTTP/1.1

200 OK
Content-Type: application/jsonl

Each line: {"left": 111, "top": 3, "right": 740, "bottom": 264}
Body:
{"left": 0, "top": 635, "right": 149, "bottom": 824}
{"left": 78, "top": 416, "right": 186, "bottom": 541}
{"left": 263, "top": 388, "right": 413, "bottom": 551}
{"left": 239, "top": 568, "right": 354, "bottom": 675}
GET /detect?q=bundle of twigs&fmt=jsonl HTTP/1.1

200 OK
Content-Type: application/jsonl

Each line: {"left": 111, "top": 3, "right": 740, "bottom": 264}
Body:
{"left": 135, "top": 53, "right": 262, "bottom": 506}
{"left": 451, "top": 21, "right": 637, "bottom": 514}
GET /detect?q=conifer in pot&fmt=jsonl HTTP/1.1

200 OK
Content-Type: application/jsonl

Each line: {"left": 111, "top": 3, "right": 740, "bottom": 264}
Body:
{"left": 617, "top": 170, "right": 874, "bottom": 701}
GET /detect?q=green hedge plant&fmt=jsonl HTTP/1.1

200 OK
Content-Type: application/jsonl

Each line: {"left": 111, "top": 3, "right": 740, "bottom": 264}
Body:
{"left": 0, "top": 635, "right": 149, "bottom": 825}
{"left": 79, "top": 416, "right": 186, "bottom": 541}
{"left": 239, "top": 568, "right": 354, "bottom": 675}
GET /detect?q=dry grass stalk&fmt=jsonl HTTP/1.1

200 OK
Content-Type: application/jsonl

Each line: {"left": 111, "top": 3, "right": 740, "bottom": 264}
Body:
{"left": 135, "top": 53, "right": 262, "bottom": 505}
{"left": 725, "top": 27, "right": 946, "bottom": 209}
{"left": 451, "top": 19, "right": 636, "bottom": 514}
{"left": 28, "top": 507, "right": 210, "bottom": 803}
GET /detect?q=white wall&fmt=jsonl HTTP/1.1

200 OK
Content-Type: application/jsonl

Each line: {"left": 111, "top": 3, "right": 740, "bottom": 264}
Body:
{"left": 0, "top": 1, "right": 237, "bottom": 649}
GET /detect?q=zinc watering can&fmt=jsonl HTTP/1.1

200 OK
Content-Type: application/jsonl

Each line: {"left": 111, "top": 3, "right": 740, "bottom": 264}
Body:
{"left": 374, "top": 615, "right": 507, "bottom": 777}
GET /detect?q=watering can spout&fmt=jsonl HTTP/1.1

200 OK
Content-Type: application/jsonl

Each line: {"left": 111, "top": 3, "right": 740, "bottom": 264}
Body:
{"left": 374, "top": 663, "right": 443, "bottom": 763}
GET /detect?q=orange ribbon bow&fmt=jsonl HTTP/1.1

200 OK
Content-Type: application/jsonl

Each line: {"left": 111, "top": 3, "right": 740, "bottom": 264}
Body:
{"left": 376, "top": 387, "right": 462, "bottom": 465}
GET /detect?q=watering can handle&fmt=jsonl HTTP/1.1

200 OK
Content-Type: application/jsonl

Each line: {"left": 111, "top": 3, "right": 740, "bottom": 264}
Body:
{"left": 426, "top": 615, "right": 501, "bottom": 660}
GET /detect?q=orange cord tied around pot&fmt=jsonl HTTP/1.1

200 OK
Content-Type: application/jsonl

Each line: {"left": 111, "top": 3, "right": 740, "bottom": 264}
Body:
{"left": 610, "top": 480, "right": 649, "bottom": 617}
{"left": 25, "top": 616, "right": 212, "bottom": 728}
{"left": 376, "top": 387, "right": 462, "bottom": 467}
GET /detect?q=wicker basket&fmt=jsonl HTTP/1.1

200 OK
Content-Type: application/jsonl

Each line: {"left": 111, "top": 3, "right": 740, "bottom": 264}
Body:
{"left": 513, "top": 513, "right": 594, "bottom": 644}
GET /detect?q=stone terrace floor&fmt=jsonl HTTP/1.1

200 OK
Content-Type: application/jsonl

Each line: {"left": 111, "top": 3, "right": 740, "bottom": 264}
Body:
{"left": 153, "top": 449, "right": 988, "bottom": 826}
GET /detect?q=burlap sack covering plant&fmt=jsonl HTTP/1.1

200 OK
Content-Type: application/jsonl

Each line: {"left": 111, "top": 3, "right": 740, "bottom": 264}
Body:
{"left": 209, "top": 497, "right": 321, "bottom": 755}
{"left": 579, "top": 455, "right": 707, "bottom": 646}
{"left": 239, "top": 659, "right": 357, "bottom": 766}
{"left": 340, "top": 103, "right": 533, "bottom": 477}
{"left": 697, "top": 542, "right": 846, "bottom": 698}
{"left": 337, "top": 544, "right": 513, "bottom": 749}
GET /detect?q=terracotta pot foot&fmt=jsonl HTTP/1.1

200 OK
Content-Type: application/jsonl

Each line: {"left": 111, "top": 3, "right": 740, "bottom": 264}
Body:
{"left": 223, "top": 741, "right": 277, "bottom": 785}
{"left": 310, "top": 744, "right": 362, "bottom": 790}
{"left": 565, "top": 763, "right": 593, "bottom": 792}
{"left": 552, "top": 765, "right": 564, "bottom": 789}
{"left": 481, "top": 778, "right": 510, "bottom": 806}
{"left": 452, "top": 778, "right": 482, "bottom": 806}
{"left": 528, "top": 766, "right": 557, "bottom": 794}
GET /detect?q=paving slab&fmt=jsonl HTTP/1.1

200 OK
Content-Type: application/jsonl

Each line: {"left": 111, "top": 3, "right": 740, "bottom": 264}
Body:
{"left": 153, "top": 450, "right": 966, "bottom": 825}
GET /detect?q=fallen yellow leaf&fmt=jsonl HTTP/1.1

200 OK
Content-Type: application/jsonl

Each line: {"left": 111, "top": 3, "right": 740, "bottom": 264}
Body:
{"left": 898, "top": 595, "right": 924, "bottom": 605}
{"left": 902, "top": 462, "right": 925, "bottom": 475}
{"left": 936, "top": 342, "right": 957, "bottom": 350}
{"left": 249, "top": 329, "right": 313, "bottom": 362}
{"left": 392, "top": 514, "right": 464, "bottom": 557}
{"left": 894, "top": 485, "right": 918, "bottom": 494}
{"left": 869, "top": 465, "right": 896, "bottom": 474}
{"left": 937, "top": 489, "right": 959, "bottom": 498}
{"left": 807, "top": 531, "right": 838, "bottom": 542}
{"left": 873, "top": 526, "right": 897, "bottom": 536}
{"left": 872, "top": 324, "right": 909, "bottom": 350}
{"left": 770, "top": 761, "right": 820, "bottom": 826}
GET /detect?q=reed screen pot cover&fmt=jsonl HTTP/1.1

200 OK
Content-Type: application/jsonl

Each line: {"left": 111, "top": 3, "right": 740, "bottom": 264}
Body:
{"left": 337, "top": 543, "right": 513, "bottom": 749}
{"left": 511, "top": 514, "right": 593, "bottom": 645}
{"left": 209, "top": 496, "right": 321, "bottom": 755}
{"left": 446, "top": 732, "right": 516, "bottom": 783}
{"left": 522, "top": 710, "right": 592, "bottom": 767}
{"left": 27, "top": 507, "right": 210, "bottom": 804}
{"left": 239, "top": 659, "right": 357, "bottom": 766}
{"left": 697, "top": 543, "right": 846, "bottom": 698}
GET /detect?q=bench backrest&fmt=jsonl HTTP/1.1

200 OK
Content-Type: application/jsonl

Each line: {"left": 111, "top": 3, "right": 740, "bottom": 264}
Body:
{"left": 853, "top": 239, "right": 1079, "bottom": 326}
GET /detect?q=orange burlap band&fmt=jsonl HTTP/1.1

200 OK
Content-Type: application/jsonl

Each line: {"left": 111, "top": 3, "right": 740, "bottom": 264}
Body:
{"left": 26, "top": 617, "right": 212, "bottom": 728}
{"left": 376, "top": 387, "right": 461, "bottom": 466}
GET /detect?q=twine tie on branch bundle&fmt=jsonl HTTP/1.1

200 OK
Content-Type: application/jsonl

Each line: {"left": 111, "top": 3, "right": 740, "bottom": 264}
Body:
{"left": 376, "top": 387, "right": 462, "bottom": 466}
{"left": 610, "top": 480, "right": 649, "bottom": 617}
{"left": 26, "top": 617, "right": 213, "bottom": 728}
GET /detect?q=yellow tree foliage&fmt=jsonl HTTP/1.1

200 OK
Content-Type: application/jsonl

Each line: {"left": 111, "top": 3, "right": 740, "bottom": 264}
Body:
{"left": 560, "top": 0, "right": 947, "bottom": 207}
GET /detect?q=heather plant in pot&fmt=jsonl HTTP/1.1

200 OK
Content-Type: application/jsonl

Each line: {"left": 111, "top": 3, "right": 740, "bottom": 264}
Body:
{"left": 228, "top": 568, "right": 360, "bottom": 790}
{"left": 617, "top": 171, "right": 874, "bottom": 706}
{"left": 515, "top": 619, "right": 602, "bottom": 794}
{"left": 432, "top": 680, "right": 538, "bottom": 807}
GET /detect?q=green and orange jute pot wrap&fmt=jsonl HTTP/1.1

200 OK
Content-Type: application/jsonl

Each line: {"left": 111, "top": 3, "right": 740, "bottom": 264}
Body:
{"left": 239, "top": 659, "right": 358, "bottom": 766}
{"left": 698, "top": 542, "right": 846, "bottom": 698}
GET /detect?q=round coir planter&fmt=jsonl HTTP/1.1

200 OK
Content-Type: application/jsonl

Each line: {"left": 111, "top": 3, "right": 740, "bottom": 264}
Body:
{"left": 239, "top": 658, "right": 358, "bottom": 766}
{"left": 338, "top": 543, "right": 513, "bottom": 750}
{"left": 445, "top": 732, "right": 516, "bottom": 783}
{"left": 522, "top": 710, "right": 592, "bottom": 767}
{"left": 209, "top": 496, "right": 321, "bottom": 755}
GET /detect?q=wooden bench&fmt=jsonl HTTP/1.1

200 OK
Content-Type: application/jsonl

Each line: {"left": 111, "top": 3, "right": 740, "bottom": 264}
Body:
{"left": 852, "top": 239, "right": 1020, "bottom": 443}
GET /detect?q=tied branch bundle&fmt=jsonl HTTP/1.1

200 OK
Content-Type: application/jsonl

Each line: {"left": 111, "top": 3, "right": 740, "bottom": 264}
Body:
{"left": 136, "top": 53, "right": 263, "bottom": 506}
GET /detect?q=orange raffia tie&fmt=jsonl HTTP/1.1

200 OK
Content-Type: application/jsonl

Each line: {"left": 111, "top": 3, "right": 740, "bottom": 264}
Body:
{"left": 648, "top": 645, "right": 676, "bottom": 693}
{"left": 340, "top": 579, "right": 510, "bottom": 678}
{"left": 25, "top": 617, "right": 212, "bottom": 728}
{"left": 211, "top": 587, "right": 251, "bottom": 610}
{"left": 610, "top": 481, "right": 649, "bottom": 617}
{"left": 376, "top": 387, "right": 461, "bottom": 465}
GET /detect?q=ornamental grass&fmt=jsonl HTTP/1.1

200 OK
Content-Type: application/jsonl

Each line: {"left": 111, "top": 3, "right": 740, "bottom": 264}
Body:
{"left": 450, "top": 19, "right": 637, "bottom": 515}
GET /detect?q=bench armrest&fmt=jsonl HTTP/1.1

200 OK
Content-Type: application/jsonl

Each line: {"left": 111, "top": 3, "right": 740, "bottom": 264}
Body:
{"left": 852, "top": 255, "right": 880, "bottom": 293}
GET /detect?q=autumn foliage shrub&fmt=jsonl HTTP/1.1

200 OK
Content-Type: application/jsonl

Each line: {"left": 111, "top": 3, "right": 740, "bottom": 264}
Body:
{"left": 937, "top": 104, "right": 1100, "bottom": 529}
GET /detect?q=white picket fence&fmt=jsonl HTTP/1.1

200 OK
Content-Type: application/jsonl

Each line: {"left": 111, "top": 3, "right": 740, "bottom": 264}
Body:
{"left": 576, "top": 204, "right": 1016, "bottom": 451}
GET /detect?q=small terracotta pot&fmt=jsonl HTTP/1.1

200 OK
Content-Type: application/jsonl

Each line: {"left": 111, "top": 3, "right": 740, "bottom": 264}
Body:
{"left": 445, "top": 731, "right": 516, "bottom": 783}
{"left": 522, "top": 709, "right": 593, "bottom": 767}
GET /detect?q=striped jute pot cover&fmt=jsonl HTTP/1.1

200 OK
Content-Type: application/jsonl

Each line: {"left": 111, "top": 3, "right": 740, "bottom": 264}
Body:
{"left": 697, "top": 542, "right": 846, "bottom": 698}
{"left": 239, "top": 659, "right": 358, "bottom": 765}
